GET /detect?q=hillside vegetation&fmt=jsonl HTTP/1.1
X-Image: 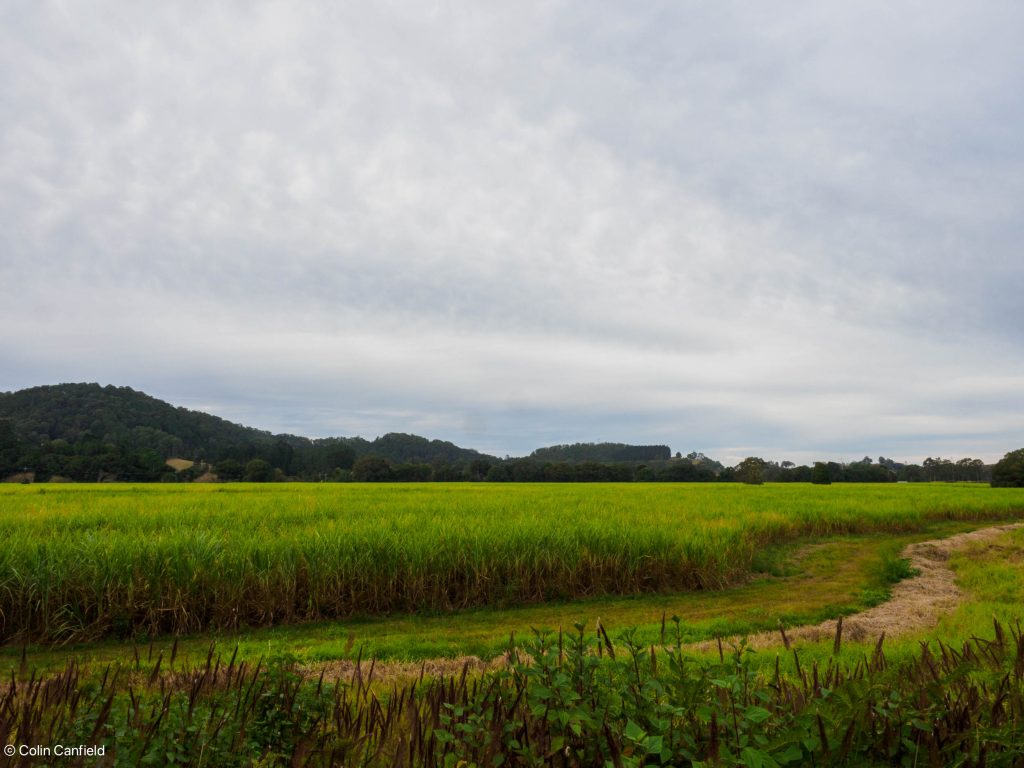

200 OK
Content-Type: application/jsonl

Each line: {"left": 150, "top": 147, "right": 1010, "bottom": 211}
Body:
{"left": 0, "top": 383, "right": 492, "bottom": 481}
{"left": 0, "top": 383, "right": 1007, "bottom": 484}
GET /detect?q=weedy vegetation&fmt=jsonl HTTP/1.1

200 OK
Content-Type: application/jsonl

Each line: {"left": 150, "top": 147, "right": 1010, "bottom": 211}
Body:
{"left": 2, "top": 620, "right": 1024, "bottom": 766}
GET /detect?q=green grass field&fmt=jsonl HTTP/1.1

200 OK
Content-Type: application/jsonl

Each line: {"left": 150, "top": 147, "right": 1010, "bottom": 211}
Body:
{"left": 1, "top": 481, "right": 1023, "bottom": 648}
{"left": 0, "top": 523, "right": 967, "bottom": 674}
{"left": 3, "top": 482, "right": 1024, "bottom": 765}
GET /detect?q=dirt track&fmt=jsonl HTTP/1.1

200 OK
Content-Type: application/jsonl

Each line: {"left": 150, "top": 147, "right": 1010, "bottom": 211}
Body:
{"left": 691, "top": 521, "right": 1024, "bottom": 653}
{"left": 312, "top": 523, "right": 1024, "bottom": 682}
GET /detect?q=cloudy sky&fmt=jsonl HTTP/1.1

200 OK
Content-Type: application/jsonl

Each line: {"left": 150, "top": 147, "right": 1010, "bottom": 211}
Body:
{"left": 2, "top": 2, "right": 1022, "bottom": 463}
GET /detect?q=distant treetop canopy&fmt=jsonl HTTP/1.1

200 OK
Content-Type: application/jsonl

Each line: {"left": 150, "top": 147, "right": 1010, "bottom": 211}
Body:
{"left": 529, "top": 442, "right": 671, "bottom": 463}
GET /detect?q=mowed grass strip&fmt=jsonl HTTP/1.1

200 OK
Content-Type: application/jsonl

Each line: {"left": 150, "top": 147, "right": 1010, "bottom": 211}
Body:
{"left": 0, "top": 482, "right": 1022, "bottom": 643}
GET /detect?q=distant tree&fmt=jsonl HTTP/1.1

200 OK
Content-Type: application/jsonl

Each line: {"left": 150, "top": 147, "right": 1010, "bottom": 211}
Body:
{"left": 655, "top": 461, "right": 715, "bottom": 482}
{"left": 268, "top": 440, "right": 295, "bottom": 475}
{"left": 121, "top": 449, "right": 167, "bottom": 481}
{"left": 431, "top": 460, "right": 467, "bottom": 481}
{"left": 686, "top": 452, "right": 726, "bottom": 473}
{"left": 214, "top": 459, "right": 244, "bottom": 481}
{"left": 841, "top": 460, "right": 896, "bottom": 483}
{"left": 391, "top": 462, "right": 432, "bottom": 481}
{"left": 899, "top": 464, "right": 924, "bottom": 482}
{"left": 811, "top": 462, "right": 832, "bottom": 485}
{"left": 735, "top": 457, "right": 766, "bottom": 485}
{"left": 567, "top": 461, "right": 633, "bottom": 482}
{"left": 468, "top": 458, "right": 492, "bottom": 481}
{"left": 244, "top": 458, "right": 275, "bottom": 482}
{"left": 0, "top": 418, "right": 20, "bottom": 477}
{"left": 923, "top": 457, "right": 955, "bottom": 482}
{"left": 788, "top": 465, "right": 813, "bottom": 482}
{"left": 955, "top": 457, "right": 986, "bottom": 482}
{"left": 542, "top": 462, "right": 575, "bottom": 482}
{"left": 635, "top": 465, "right": 656, "bottom": 481}
{"left": 508, "top": 460, "right": 545, "bottom": 482}
{"left": 323, "top": 441, "right": 356, "bottom": 471}
{"left": 352, "top": 456, "right": 393, "bottom": 482}
{"left": 485, "top": 463, "right": 512, "bottom": 482}
{"left": 293, "top": 440, "right": 356, "bottom": 479}
{"left": 878, "top": 456, "right": 902, "bottom": 471}
{"left": 991, "top": 449, "right": 1024, "bottom": 488}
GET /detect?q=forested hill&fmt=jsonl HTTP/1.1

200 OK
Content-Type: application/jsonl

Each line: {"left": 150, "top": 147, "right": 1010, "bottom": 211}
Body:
{"left": 0, "top": 383, "right": 493, "bottom": 481}
{"left": 0, "top": 383, "right": 284, "bottom": 458}
{"left": 530, "top": 443, "right": 672, "bottom": 462}
{"left": 0, "top": 384, "right": 1004, "bottom": 485}
{"left": 343, "top": 433, "right": 491, "bottom": 465}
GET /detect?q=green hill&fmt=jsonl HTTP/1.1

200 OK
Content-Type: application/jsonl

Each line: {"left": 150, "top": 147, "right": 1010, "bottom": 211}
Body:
{"left": 0, "top": 383, "right": 493, "bottom": 481}
{"left": 0, "top": 383, "right": 283, "bottom": 459}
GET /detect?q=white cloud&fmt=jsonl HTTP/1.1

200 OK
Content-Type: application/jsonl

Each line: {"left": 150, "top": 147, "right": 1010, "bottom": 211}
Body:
{"left": 1, "top": 1, "right": 1022, "bottom": 462}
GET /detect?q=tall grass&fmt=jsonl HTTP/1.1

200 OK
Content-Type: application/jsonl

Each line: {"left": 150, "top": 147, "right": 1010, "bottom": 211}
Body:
{"left": 1, "top": 483, "right": 1022, "bottom": 643}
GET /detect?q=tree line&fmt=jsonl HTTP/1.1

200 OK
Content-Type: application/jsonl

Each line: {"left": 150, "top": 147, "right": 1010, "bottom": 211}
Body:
{"left": 2, "top": 384, "right": 1022, "bottom": 486}
{"left": 332, "top": 454, "right": 1002, "bottom": 485}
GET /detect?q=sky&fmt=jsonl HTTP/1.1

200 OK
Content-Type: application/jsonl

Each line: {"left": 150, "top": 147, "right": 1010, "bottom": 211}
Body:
{"left": 1, "top": 2, "right": 1022, "bottom": 464}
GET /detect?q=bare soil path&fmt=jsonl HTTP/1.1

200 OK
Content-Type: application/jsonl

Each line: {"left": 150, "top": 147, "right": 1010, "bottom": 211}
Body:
{"left": 690, "top": 522, "right": 1024, "bottom": 653}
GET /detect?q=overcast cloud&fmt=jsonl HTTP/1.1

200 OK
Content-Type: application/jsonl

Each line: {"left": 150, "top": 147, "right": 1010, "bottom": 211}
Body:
{"left": 1, "top": 1, "right": 1022, "bottom": 463}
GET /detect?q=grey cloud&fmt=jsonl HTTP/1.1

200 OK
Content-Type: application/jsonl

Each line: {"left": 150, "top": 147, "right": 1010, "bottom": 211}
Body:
{"left": 1, "top": 1, "right": 1022, "bottom": 462}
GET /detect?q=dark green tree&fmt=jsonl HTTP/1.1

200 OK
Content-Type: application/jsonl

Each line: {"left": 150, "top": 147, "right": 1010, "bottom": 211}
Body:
{"left": 485, "top": 463, "right": 512, "bottom": 481}
{"left": 391, "top": 462, "right": 432, "bottom": 481}
{"left": 955, "top": 457, "right": 986, "bottom": 482}
{"left": 735, "top": 457, "right": 766, "bottom": 485}
{"left": 352, "top": 456, "right": 393, "bottom": 482}
{"left": 267, "top": 439, "right": 295, "bottom": 475}
{"left": 244, "top": 458, "right": 275, "bottom": 482}
{"left": 468, "top": 458, "right": 492, "bottom": 481}
{"left": 0, "top": 418, "right": 21, "bottom": 477}
{"left": 991, "top": 449, "right": 1024, "bottom": 488}
{"left": 323, "top": 441, "right": 356, "bottom": 471}
{"left": 811, "top": 462, "right": 832, "bottom": 485}
{"left": 214, "top": 459, "right": 245, "bottom": 481}
{"left": 430, "top": 460, "right": 465, "bottom": 481}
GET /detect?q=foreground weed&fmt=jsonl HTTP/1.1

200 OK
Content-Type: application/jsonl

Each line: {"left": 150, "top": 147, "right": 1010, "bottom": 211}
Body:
{"left": 3, "top": 619, "right": 1024, "bottom": 765}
